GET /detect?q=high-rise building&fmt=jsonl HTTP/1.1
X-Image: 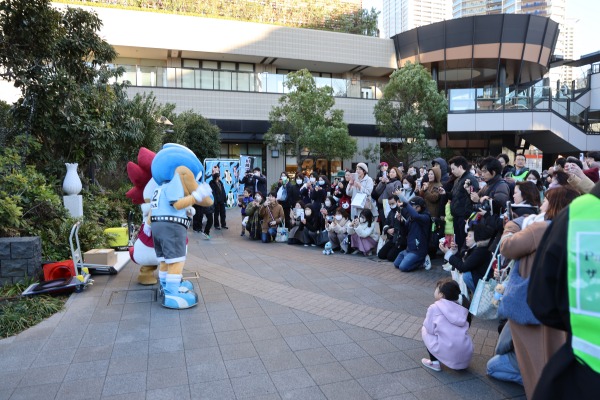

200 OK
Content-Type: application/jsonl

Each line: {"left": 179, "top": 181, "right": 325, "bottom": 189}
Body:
{"left": 382, "top": 0, "right": 451, "bottom": 37}
{"left": 453, "top": 0, "right": 575, "bottom": 86}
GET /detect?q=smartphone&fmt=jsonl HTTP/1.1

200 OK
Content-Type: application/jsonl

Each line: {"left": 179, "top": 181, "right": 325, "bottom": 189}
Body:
{"left": 580, "top": 152, "right": 585, "bottom": 162}
{"left": 382, "top": 171, "right": 387, "bottom": 178}
{"left": 506, "top": 201, "right": 513, "bottom": 220}
{"left": 351, "top": 173, "right": 359, "bottom": 182}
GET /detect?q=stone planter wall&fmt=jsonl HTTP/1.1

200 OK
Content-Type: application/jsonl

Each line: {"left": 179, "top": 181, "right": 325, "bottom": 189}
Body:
{"left": 0, "top": 237, "right": 42, "bottom": 286}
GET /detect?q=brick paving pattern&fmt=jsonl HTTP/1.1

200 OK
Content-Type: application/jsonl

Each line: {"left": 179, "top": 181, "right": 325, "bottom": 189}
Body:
{"left": 0, "top": 210, "right": 524, "bottom": 399}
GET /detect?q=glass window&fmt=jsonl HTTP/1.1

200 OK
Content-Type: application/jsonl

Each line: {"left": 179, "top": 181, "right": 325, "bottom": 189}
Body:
{"left": 183, "top": 59, "right": 199, "bottom": 68}
{"left": 221, "top": 62, "right": 236, "bottom": 71}
{"left": 200, "top": 70, "right": 214, "bottom": 89}
{"left": 238, "top": 63, "right": 254, "bottom": 72}
{"left": 235, "top": 72, "right": 252, "bottom": 91}
{"left": 220, "top": 144, "right": 229, "bottom": 156}
{"left": 218, "top": 71, "right": 232, "bottom": 90}
{"left": 202, "top": 60, "right": 218, "bottom": 69}
{"left": 139, "top": 66, "right": 157, "bottom": 86}
{"left": 181, "top": 68, "right": 195, "bottom": 88}
{"left": 248, "top": 144, "right": 263, "bottom": 155}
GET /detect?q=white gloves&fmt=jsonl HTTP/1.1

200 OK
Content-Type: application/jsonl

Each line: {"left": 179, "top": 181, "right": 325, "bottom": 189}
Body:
{"left": 186, "top": 206, "right": 196, "bottom": 217}
{"left": 192, "top": 182, "right": 212, "bottom": 203}
{"left": 143, "top": 222, "right": 152, "bottom": 237}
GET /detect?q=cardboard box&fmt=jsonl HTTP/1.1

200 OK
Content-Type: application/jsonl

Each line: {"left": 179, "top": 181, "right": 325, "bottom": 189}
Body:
{"left": 84, "top": 249, "right": 117, "bottom": 266}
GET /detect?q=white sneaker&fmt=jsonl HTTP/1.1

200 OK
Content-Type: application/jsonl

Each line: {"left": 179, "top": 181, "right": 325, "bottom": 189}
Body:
{"left": 200, "top": 232, "right": 210, "bottom": 240}
{"left": 424, "top": 255, "right": 432, "bottom": 270}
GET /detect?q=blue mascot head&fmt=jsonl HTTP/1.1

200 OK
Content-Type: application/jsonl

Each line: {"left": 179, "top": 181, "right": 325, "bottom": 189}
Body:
{"left": 151, "top": 143, "right": 204, "bottom": 185}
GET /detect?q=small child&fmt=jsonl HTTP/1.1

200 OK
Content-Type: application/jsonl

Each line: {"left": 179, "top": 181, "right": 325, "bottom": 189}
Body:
{"left": 239, "top": 188, "right": 254, "bottom": 236}
{"left": 421, "top": 278, "right": 473, "bottom": 372}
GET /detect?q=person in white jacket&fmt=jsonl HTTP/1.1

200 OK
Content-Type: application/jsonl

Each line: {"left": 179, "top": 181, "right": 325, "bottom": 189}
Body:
{"left": 347, "top": 209, "right": 380, "bottom": 256}
{"left": 347, "top": 162, "right": 374, "bottom": 219}
{"left": 326, "top": 207, "right": 351, "bottom": 253}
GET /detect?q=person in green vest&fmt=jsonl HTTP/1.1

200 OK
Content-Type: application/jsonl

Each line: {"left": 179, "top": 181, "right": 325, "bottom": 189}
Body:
{"left": 528, "top": 181, "right": 600, "bottom": 400}
{"left": 510, "top": 153, "right": 530, "bottom": 182}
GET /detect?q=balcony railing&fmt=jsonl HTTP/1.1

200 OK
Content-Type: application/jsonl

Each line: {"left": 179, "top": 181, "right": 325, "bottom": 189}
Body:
{"left": 112, "top": 65, "right": 386, "bottom": 100}
{"left": 448, "top": 81, "right": 595, "bottom": 134}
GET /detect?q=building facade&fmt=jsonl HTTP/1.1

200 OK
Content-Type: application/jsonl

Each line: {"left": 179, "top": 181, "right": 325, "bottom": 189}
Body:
{"left": 382, "top": 0, "right": 451, "bottom": 38}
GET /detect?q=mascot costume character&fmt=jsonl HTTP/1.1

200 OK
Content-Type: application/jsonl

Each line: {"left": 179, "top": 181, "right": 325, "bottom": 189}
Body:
{"left": 149, "top": 143, "right": 213, "bottom": 309}
{"left": 126, "top": 147, "right": 160, "bottom": 285}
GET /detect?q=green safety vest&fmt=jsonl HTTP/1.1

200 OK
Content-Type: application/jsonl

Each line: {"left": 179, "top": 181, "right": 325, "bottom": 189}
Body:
{"left": 513, "top": 169, "right": 529, "bottom": 182}
{"left": 568, "top": 194, "right": 600, "bottom": 373}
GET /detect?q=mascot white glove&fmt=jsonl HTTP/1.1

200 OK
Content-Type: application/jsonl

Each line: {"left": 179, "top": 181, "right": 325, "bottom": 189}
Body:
{"left": 186, "top": 206, "right": 196, "bottom": 217}
{"left": 192, "top": 182, "right": 212, "bottom": 203}
{"left": 143, "top": 222, "right": 152, "bottom": 237}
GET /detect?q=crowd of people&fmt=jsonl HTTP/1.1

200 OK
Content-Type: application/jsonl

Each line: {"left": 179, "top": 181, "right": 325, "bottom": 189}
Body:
{"left": 190, "top": 151, "right": 600, "bottom": 398}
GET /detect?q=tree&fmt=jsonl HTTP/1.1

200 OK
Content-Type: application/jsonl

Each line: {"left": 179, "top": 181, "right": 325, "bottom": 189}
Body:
{"left": 0, "top": 0, "right": 146, "bottom": 181}
{"left": 265, "top": 69, "right": 357, "bottom": 173}
{"left": 170, "top": 110, "right": 221, "bottom": 162}
{"left": 373, "top": 61, "right": 447, "bottom": 166}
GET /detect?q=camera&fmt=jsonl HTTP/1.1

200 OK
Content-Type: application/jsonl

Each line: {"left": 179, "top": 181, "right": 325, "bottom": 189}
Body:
{"left": 473, "top": 198, "right": 493, "bottom": 214}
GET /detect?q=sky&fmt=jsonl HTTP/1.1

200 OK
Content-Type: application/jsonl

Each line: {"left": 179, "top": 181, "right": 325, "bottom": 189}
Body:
{"left": 362, "top": 0, "right": 599, "bottom": 57}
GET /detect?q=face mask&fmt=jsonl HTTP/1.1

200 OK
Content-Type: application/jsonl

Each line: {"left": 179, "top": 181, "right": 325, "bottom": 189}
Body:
{"left": 479, "top": 181, "right": 487, "bottom": 189}
{"left": 389, "top": 203, "right": 396, "bottom": 209}
{"left": 342, "top": 202, "right": 349, "bottom": 209}
{"left": 305, "top": 210, "right": 312, "bottom": 216}
{"left": 310, "top": 177, "right": 316, "bottom": 183}
{"left": 318, "top": 180, "right": 325, "bottom": 186}
{"left": 325, "top": 200, "right": 331, "bottom": 207}
{"left": 296, "top": 179, "right": 303, "bottom": 185}
{"left": 255, "top": 196, "right": 262, "bottom": 202}
{"left": 403, "top": 184, "right": 411, "bottom": 190}
{"left": 359, "top": 217, "right": 366, "bottom": 223}
{"left": 528, "top": 179, "right": 538, "bottom": 184}
{"left": 281, "top": 176, "right": 288, "bottom": 182}
{"left": 213, "top": 173, "right": 219, "bottom": 179}
{"left": 295, "top": 205, "right": 301, "bottom": 209}
{"left": 335, "top": 215, "right": 343, "bottom": 221}
{"left": 254, "top": 172, "right": 260, "bottom": 176}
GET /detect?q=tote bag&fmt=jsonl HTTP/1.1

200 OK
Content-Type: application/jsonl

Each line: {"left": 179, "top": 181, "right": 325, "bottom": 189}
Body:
{"left": 469, "top": 241, "right": 500, "bottom": 320}
{"left": 498, "top": 260, "right": 540, "bottom": 325}
{"left": 275, "top": 223, "right": 289, "bottom": 243}
{"left": 351, "top": 193, "right": 367, "bottom": 208}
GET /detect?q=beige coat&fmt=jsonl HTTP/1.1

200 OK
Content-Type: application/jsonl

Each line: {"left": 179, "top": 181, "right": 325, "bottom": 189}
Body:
{"left": 500, "top": 220, "right": 567, "bottom": 400}
{"left": 259, "top": 202, "right": 285, "bottom": 233}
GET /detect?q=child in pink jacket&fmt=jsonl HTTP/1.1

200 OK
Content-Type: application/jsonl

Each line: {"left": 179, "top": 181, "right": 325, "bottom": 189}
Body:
{"left": 421, "top": 278, "right": 473, "bottom": 371}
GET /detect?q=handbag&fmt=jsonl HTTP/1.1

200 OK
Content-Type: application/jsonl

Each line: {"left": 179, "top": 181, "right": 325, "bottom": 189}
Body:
{"left": 498, "top": 259, "right": 540, "bottom": 325}
{"left": 469, "top": 240, "right": 500, "bottom": 320}
{"left": 351, "top": 193, "right": 367, "bottom": 208}
{"left": 316, "top": 230, "right": 329, "bottom": 246}
{"left": 275, "top": 223, "right": 289, "bottom": 243}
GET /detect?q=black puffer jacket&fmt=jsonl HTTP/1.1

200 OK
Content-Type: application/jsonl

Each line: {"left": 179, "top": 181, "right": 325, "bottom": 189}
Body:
{"left": 449, "top": 171, "right": 479, "bottom": 218}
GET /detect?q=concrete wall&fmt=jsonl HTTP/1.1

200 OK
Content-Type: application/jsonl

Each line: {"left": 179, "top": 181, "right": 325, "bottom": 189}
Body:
{"left": 125, "top": 87, "right": 378, "bottom": 125}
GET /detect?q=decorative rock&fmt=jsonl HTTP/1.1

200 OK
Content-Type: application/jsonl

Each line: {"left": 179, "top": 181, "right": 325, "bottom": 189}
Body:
{"left": 10, "top": 237, "right": 38, "bottom": 259}
{"left": 0, "top": 240, "right": 10, "bottom": 259}
{"left": 1, "top": 259, "right": 27, "bottom": 277}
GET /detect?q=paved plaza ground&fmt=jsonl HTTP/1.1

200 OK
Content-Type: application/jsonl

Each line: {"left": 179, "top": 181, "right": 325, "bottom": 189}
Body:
{"left": 0, "top": 210, "right": 525, "bottom": 400}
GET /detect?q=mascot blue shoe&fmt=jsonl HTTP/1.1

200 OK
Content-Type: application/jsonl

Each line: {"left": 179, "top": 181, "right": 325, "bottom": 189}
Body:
{"left": 162, "top": 274, "right": 198, "bottom": 309}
